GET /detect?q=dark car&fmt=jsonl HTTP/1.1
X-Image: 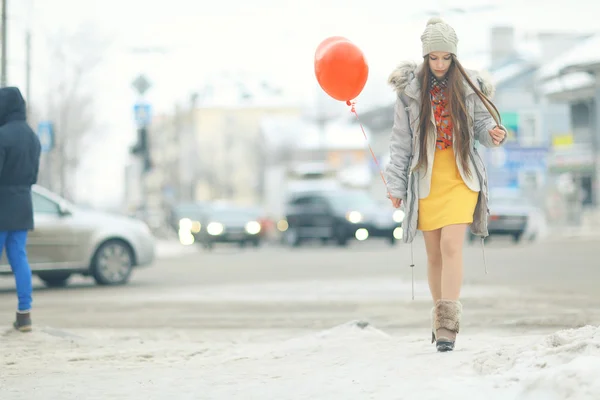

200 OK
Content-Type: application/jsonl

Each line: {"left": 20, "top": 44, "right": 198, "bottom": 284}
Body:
{"left": 192, "top": 204, "right": 263, "bottom": 250}
{"left": 169, "top": 202, "right": 210, "bottom": 234}
{"left": 282, "top": 189, "right": 404, "bottom": 247}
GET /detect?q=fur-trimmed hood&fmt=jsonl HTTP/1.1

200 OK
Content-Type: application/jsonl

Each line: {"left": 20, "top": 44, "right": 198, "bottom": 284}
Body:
{"left": 387, "top": 61, "right": 496, "bottom": 99}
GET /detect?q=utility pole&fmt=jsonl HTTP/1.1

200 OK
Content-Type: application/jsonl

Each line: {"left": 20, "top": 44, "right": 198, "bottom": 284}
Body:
{"left": 1, "top": 0, "right": 7, "bottom": 87}
{"left": 127, "top": 47, "right": 167, "bottom": 213}
{"left": 188, "top": 92, "right": 199, "bottom": 201}
{"left": 25, "top": 30, "right": 31, "bottom": 116}
{"left": 130, "top": 74, "right": 153, "bottom": 219}
{"left": 593, "top": 74, "right": 600, "bottom": 208}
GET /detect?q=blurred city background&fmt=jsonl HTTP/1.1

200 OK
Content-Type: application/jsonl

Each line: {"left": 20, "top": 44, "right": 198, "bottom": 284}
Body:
{"left": 1, "top": 1, "right": 600, "bottom": 397}
{"left": 3, "top": 0, "right": 599, "bottom": 244}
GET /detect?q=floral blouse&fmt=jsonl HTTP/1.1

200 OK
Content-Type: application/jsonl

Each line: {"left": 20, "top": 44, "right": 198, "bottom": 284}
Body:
{"left": 430, "top": 76, "right": 453, "bottom": 151}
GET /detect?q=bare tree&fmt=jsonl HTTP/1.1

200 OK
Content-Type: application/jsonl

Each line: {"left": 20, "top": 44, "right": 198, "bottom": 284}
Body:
{"left": 41, "top": 25, "right": 110, "bottom": 201}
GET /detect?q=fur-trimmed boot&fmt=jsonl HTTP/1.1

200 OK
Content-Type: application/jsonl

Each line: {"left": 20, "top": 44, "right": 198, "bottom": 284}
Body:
{"left": 430, "top": 306, "right": 436, "bottom": 344}
{"left": 434, "top": 299, "right": 462, "bottom": 352}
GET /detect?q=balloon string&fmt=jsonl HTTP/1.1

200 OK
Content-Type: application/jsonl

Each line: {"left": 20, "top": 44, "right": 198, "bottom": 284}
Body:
{"left": 346, "top": 100, "right": 392, "bottom": 199}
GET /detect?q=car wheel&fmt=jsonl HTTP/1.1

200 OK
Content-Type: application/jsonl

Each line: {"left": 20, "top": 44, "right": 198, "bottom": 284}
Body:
{"left": 284, "top": 228, "right": 301, "bottom": 247}
{"left": 38, "top": 272, "right": 72, "bottom": 288}
{"left": 91, "top": 239, "right": 134, "bottom": 286}
{"left": 467, "top": 232, "right": 476, "bottom": 244}
{"left": 334, "top": 226, "right": 348, "bottom": 247}
{"left": 388, "top": 235, "right": 397, "bottom": 246}
{"left": 198, "top": 239, "right": 214, "bottom": 251}
{"left": 512, "top": 232, "right": 523, "bottom": 243}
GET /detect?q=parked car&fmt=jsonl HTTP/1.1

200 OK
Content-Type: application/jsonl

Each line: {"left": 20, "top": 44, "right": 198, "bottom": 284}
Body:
{"left": 190, "top": 204, "right": 264, "bottom": 250}
{"left": 468, "top": 189, "right": 543, "bottom": 243}
{"left": 282, "top": 189, "right": 404, "bottom": 246}
{"left": 0, "top": 185, "right": 156, "bottom": 287}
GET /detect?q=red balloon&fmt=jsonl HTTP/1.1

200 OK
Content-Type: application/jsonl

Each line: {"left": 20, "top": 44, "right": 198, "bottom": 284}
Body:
{"left": 315, "top": 36, "right": 348, "bottom": 56}
{"left": 314, "top": 37, "right": 369, "bottom": 102}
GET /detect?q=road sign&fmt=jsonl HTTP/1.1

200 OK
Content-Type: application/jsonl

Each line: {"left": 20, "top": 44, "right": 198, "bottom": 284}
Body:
{"left": 488, "top": 147, "right": 507, "bottom": 168}
{"left": 485, "top": 144, "right": 549, "bottom": 189}
{"left": 501, "top": 145, "right": 549, "bottom": 170}
{"left": 133, "top": 103, "right": 152, "bottom": 127}
{"left": 37, "top": 121, "right": 54, "bottom": 153}
{"left": 131, "top": 74, "right": 152, "bottom": 95}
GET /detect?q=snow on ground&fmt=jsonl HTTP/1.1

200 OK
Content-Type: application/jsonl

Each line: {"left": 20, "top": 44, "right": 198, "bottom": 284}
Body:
{"left": 116, "top": 277, "right": 517, "bottom": 304}
{"left": 2, "top": 239, "right": 597, "bottom": 398}
{"left": 0, "top": 322, "right": 598, "bottom": 399}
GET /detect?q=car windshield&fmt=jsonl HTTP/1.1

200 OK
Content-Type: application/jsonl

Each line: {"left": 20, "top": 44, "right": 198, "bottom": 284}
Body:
{"left": 207, "top": 208, "right": 259, "bottom": 223}
{"left": 174, "top": 203, "right": 206, "bottom": 218}
{"left": 326, "top": 191, "right": 377, "bottom": 210}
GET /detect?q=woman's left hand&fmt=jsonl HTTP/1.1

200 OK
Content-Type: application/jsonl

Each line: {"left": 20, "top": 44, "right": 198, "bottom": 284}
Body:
{"left": 488, "top": 126, "right": 506, "bottom": 145}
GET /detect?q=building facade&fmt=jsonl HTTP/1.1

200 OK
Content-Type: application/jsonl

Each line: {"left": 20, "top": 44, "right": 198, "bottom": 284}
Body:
{"left": 537, "top": 34, "right": 600, "bottom": 217}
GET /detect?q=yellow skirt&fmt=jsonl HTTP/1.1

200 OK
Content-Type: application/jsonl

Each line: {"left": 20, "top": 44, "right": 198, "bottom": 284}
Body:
{"left": 418, "top": 146, "right": 478, "bottom": 231}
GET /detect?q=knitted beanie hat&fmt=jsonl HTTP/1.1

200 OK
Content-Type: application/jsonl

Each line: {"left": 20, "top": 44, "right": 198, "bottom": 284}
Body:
{"left": 421, "top": 17, "right": 458, "bottom": 57}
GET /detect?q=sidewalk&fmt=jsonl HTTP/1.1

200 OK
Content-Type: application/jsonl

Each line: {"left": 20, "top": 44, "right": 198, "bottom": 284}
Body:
{"left": 544, "top": 225, "right": 600, "bottom": 242}
{"left": 155, "top": 239, "right": 199, "bottom": 259}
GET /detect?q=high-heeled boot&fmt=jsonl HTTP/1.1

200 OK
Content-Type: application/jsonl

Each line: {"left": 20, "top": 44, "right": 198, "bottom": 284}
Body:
{"left": 434, "top": 299, "right": 462, "bottom": 352}
{"left": 430, "top": 306, "right": 436, "bottom": 344}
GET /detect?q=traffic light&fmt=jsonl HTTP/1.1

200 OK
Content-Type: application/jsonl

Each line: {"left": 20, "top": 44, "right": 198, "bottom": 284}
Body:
{"left": 130, "top": 127, "right": 148, "bottom": 155}
{"left": 129, "top": 127, "right": 152, "bottom": 173}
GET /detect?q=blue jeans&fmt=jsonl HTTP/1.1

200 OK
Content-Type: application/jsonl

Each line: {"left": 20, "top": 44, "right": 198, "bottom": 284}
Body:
{"left": 0, "top": 231, "right": 32, "bottom": 312}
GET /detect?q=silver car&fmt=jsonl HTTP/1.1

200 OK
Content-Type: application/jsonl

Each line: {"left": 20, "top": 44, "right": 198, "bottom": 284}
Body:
{"left": 0, "top": 185, "right": 156, "bottom": 287}
{"left": 468, "top": 189, "right": 544, "bottom": 243}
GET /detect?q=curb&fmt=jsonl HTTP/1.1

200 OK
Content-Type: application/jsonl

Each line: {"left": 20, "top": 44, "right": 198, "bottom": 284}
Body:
{"left": 543, "top": 233, "right": 600, "bottom": 242}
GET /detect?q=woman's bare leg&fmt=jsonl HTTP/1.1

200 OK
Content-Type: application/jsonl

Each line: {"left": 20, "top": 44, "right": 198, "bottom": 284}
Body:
{"left": 422, "top": 229, "right": 443, "bottom": 303}
{"left": 436, "top": 223, "right": 468, "bottom": 341}
{"left": 439, "top": 224, "right": 468, "bottom": 300}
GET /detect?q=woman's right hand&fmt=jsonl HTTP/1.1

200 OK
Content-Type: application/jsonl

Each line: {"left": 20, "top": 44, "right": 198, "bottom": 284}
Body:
{"left": 390, "top": 197, "right": 402, "bottom": 208}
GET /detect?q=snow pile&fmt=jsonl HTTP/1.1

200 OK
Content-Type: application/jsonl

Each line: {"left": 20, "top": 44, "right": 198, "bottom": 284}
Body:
{"left": 1, "top": 321, "right": 598, "bottom": 399}
{"left": 475, "top": 325, "right": 600, "bottom": 399}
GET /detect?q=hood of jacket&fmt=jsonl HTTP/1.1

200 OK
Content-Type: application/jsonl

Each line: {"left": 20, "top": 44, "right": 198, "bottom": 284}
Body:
{"left": 387, "top": 61, "right": 496, "bottom": 99}
{"left": 0, "top": 87, "right": 27, "bottom": 125}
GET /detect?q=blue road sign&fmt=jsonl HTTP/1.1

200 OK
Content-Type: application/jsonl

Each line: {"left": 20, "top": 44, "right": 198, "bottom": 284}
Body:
{"left": 485, "top": 144, "right": 549, "bottom": 189}
{"left": 37, "top": 121, "right": 54, "bottom": 153}
{"left": 133, "top": 103, "right": 152, "bottom": 127}
{"left": 501, "top": 144, "right": 549, "bottom": 170}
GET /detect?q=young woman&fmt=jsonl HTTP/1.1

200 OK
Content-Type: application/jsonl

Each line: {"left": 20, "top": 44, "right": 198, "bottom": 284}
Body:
{"left": 385, "top": 17, "right": 506, "bottom": 352}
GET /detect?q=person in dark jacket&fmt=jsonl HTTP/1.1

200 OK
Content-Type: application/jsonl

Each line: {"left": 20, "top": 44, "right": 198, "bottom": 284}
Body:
{"left": 0, "top": 87, "right": 41, "bottom": 332}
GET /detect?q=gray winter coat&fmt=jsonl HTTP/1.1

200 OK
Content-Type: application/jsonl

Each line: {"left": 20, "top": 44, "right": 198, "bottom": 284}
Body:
{"left": 384, "top": 61, "right": 506, "bottom": 244}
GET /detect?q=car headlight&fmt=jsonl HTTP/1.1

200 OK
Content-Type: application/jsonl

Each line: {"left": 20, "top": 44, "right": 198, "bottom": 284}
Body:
{"left": 179, "top": 218, "right": 193, "bottom": 231}
{"left": 206, "top": 222, "right": 224, "bottom": 235}
{"left": 345, "top": 211, "right": 362, "bottom": 223}
{"left": 277, "top": 219, "right": 288, "bottom": 232}
{"left": 178, "top": 229, "right": 195, "bottom": 245}
{"left": 245, "top": 221, "right": 261, "bottom": 235}
{"left": 393, "top": 210, "right": 405, "bottom": 223}
{"left": 190, "top": 220, "right": 201, "bottom": 233}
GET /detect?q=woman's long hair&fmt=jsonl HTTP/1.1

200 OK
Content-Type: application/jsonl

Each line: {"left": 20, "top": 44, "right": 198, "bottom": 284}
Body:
{"left": 415, "top": 55, "right": 501, "bottom": 178}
